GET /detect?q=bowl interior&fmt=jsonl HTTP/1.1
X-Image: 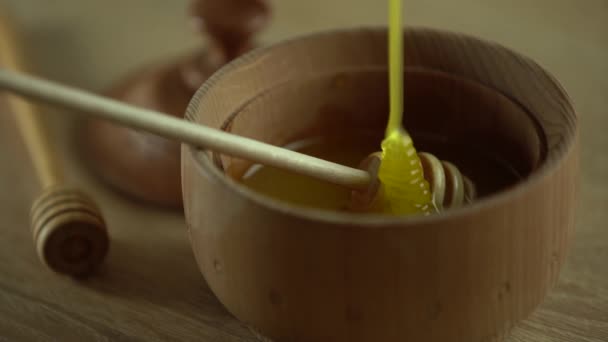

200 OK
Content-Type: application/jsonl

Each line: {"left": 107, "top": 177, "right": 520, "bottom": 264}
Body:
{"left": 214, "top": 67, "right": 546, "bottom": 204}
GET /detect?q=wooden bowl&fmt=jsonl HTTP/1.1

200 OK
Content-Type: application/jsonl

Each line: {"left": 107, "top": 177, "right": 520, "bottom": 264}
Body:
{"left": 182, "top": 28, "right": 578, "bottom": 342}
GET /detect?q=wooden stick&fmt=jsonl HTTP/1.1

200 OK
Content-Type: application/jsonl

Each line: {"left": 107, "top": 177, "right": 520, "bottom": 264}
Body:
{"left": 0, "top": 14, "right": 108, "bottom": 277}
{"left": 0, "top": 69, "right": 372, "bottom": 190}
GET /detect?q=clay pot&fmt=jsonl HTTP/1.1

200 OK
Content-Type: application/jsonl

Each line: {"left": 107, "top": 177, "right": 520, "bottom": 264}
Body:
{"left": 181, "top": 28, "right": 578, "bottom": 342}
{"left": 80, "top": 0, "right": 272, "bottom": 208}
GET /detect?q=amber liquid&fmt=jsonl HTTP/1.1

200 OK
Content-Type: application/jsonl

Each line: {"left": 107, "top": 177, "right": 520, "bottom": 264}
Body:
{"left": 239, "top": 131, "right": 522, "bottom": 212}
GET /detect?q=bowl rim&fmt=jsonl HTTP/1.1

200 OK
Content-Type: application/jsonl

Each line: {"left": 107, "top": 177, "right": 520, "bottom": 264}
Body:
{"left": 183, "top": 26, "right": 578, "bottom": 227}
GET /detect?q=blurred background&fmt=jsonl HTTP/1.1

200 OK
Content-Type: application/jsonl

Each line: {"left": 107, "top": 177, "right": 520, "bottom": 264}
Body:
{"left": 1, "top": 0, "right": 605, "bottom": 92}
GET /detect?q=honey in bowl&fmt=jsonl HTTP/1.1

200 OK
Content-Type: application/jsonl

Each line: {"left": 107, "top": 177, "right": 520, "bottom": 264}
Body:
{"left": 238, "top": 130, "right": 522, "bottom": 213}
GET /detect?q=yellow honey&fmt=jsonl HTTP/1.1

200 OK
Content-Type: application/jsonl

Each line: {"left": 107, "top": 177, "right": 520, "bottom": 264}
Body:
{"left": 238, "top": 132, "right": 521, "bottom": 212}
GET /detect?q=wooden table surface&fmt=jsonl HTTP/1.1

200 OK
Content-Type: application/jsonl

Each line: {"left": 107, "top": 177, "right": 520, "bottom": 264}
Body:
{"left": 0, "top": 0, "right": 606, "bottom": 341}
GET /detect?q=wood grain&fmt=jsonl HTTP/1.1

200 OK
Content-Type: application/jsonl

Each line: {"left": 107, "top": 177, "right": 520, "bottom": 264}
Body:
{"left": 0, "top": 0, "right": 606, "bottom": 341}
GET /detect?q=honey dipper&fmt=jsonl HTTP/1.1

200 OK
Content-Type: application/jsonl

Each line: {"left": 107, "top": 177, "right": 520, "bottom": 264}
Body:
{"left": 351, "top": 152, "right": 475, "bottom": 212}
{"left": 0, "top": 17, "right": 108, "bottom": 276}
{"left": 0, "top": 69, "right": 474, "bottom": 213}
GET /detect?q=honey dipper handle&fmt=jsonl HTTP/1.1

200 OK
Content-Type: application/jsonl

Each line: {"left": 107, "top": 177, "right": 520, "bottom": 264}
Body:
{"left": 0, "top": 69, "right": 372, "bottom": 190}
{"left": 0, "top": 19, "right": 62, "bottom": 188}
{"left": 11, "top": 99, "right": 63, "bottom": 188}
{"left": 0, "top": 14, "right": 108, "bottom": 277}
